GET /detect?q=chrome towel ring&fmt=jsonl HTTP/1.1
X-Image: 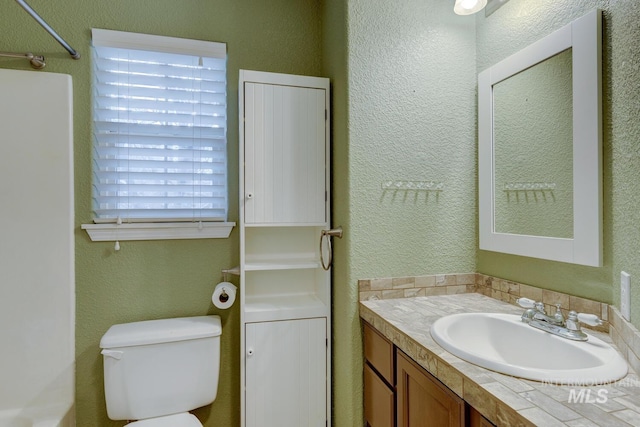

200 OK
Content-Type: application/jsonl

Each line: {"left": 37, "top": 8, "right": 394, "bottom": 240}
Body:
{"left": 320, "top": 227, "right": 343, "bottom": 271}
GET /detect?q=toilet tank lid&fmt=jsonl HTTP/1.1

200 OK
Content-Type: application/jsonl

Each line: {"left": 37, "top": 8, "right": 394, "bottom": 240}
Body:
{"left": 100, "top": 315, "right": 221, "bottom": 349}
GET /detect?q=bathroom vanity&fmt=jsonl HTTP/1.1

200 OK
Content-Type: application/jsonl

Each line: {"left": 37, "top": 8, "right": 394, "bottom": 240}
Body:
{"left": 364, "top": 321, "right": 492, "bottom": 427}
{"left": 361, "top": 294, "right": 640, "bottom": 426}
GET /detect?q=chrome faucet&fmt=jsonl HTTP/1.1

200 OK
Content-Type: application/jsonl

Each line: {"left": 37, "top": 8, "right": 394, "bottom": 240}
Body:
{"left": 517, "top": 298, "right": 603, "bottom": 341}
{"left": 522, "top": 301, "right": 564, "bottom": 325}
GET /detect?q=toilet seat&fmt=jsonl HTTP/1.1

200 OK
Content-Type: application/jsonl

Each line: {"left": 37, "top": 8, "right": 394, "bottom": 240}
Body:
{"left": 126, "top": 413, "right": 203, "bottom": 427}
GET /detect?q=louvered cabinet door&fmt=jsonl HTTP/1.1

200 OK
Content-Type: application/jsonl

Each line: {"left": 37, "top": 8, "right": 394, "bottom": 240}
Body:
{"left": 245, "top": 318, "right": 327, "bottom": 427}
{"left": 243, "top": 81, "right": 327, "bottom": 225}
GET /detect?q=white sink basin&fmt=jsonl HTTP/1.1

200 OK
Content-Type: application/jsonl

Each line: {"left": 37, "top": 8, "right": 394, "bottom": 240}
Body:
{"left": 430, "top": 312, "right": 627, "bottom": 385}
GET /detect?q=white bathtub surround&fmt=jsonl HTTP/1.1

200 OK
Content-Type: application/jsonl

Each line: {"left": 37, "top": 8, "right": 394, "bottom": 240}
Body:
{"left": 0, "top": 402, "right": 74, "bottom": 427}
{"left": 0, "top": 69, "right": 75, "bottom": 426}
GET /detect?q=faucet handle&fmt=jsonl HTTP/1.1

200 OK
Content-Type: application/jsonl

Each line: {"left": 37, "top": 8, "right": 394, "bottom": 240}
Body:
{"left": 516, "top": 298, "right": 546, "bottom": 313}
{"left": 566, "top": 311, "right": 603, "bottom": 330}
{"left": 576, "top": 312, "right": 604, "bottom": 327}
{"left": 516, "top": 297, "right": 536, "bottom": 308}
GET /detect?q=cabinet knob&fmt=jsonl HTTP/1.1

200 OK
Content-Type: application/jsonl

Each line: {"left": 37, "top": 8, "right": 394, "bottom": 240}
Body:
{"left": 247, "top": 348, "right": 254, "bottom": 356}
{"left": 246, "top": 192, "right": 254, "bottom": 199}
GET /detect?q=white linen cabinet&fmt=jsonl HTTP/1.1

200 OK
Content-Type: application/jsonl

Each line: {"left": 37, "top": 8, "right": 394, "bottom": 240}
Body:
{"left": 239, "top": 70, "right": 331, "bottom": 427}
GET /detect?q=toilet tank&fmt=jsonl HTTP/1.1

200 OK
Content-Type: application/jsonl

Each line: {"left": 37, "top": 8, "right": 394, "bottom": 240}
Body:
{"left": 100, "top": 315, "right": 222, "bottom": 421}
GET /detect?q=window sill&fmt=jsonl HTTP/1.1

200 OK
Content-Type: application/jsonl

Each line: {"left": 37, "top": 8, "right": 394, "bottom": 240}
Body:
{"left": 81, "top": 222, "right": 235, "bottom": 242}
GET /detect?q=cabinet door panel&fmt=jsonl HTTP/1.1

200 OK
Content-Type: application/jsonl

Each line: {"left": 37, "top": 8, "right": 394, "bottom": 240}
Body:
{"left": 468, "top": 406, "right": 495, "bottom": 427}
{"left": 364, "top": 362, "right": 394, "bottom": 427}
{"left": 245, "top": 318, "right": 327, "bottom": 427}
{"left": 244, "top": 82, "right": 326, "bottom": 224}
{"left": 396, "top": 351, "right": 464, "bottom": 427}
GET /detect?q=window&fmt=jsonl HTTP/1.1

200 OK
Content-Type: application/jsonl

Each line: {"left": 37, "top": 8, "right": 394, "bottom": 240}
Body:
{"left": 84, "top": 29, "right": 233, "bottom": 241}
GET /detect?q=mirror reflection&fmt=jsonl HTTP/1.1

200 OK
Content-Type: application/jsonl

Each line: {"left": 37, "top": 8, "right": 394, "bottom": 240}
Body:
{"left": 493, "top": 49, "right": 574, "bottom": 238}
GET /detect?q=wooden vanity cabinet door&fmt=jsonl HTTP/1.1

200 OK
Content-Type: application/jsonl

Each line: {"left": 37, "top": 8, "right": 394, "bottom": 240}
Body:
{"left": 396, "top": 350, "right": 464, "bottom": 427}
{"left": 467, "top": 406, "right": 495, "bottom": 427}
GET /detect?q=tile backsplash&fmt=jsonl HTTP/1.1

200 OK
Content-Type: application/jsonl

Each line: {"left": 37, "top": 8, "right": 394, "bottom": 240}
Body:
{"left": 358, "top": 272, "right": 640, "bottom": 372}
{"left": 358, "top": 273, "right": 608, "bottom": 332}
{"left": 358, "top": 273, "right": 477, "bottom": 301}
{"left": 609, "top": 305, "right": 640, "bottom": 376}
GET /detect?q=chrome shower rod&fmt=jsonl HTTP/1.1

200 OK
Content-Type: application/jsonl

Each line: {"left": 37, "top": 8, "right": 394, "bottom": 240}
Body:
{"left": 15, "top": 0, "right": 80, "bottom": 60}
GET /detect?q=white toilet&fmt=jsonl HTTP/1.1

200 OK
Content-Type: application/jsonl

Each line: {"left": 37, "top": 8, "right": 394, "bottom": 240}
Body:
{"left": 99, "top": 315, "right": 222, "bottom": 427}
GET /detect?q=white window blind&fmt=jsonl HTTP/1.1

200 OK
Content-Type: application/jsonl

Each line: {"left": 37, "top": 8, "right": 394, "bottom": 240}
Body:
{"left": 91, "top": 29, "right": 227, "bottom": 223}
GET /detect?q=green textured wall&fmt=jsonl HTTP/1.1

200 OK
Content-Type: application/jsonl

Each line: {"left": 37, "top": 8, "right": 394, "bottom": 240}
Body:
{"left": 327, "top": 1, "right": 478, "bottom": 425}
{"left": 321, "top": 0, "right": 354, "bottom": 425}
{"left": 0, "top": 1, "right": 322, "bottom": 425}
{"left": 608, "top": 0, "right": 640, "bottom": 327}
{"left": 477, "top": 0, "right": 640, "bottom": 327}
{"left": 347, "top": 0, "right": 477, "bottom": 279}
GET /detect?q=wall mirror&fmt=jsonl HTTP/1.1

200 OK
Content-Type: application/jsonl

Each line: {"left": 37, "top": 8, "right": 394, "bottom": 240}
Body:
{"left": 478, "top": 9, "right": 602, "bottom": 266}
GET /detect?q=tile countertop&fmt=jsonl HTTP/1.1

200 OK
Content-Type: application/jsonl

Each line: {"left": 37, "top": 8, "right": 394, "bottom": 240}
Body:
{"left": 360, "top": 293, "right": 640, "bottom": 427}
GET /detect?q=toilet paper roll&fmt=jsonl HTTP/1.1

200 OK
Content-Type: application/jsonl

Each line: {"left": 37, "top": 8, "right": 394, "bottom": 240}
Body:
{"left": 212, "top": 282, "right": 237, "bottom": 309}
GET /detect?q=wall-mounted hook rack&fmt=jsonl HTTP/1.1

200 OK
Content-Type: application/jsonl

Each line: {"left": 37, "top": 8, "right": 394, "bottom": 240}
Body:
{"left": 503, "top": 182, "right": 556, "bottom": 191}
{"left": 381, "top": 180, "right": 444, "bottom": 191}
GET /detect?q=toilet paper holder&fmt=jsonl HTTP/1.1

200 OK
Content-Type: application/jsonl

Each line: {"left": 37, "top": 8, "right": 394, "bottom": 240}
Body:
{"left": 220, "top": 267, "right": 240, "bottom": 279}
{"left": 212, "top": 268, "right": 240, "bottom": 308}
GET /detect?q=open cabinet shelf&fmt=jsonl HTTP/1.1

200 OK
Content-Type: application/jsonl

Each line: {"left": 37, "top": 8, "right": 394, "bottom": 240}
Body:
{"left": 244, "top": 294, "right": 327, "bottom": 323}
{"left": 244, "top": 261, "right": 321, "bottom": 271}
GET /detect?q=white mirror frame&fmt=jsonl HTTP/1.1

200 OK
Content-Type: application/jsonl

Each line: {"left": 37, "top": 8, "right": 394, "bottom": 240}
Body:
{"left": 478, "top": 9, "right": 602, "bottom": 267}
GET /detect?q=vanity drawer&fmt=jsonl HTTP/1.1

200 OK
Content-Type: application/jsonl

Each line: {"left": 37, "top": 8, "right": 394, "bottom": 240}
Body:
{"left": 364, "top": 362, "right": 394, "bottom": 427}
{"left": 364, "top": 322, "right": 394, "bottom": 384}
